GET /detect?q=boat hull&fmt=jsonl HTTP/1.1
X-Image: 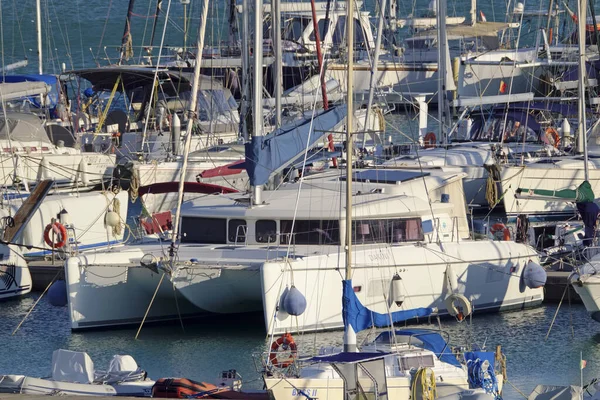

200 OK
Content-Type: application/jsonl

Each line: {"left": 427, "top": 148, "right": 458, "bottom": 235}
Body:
{"left": 262, "top": 240, "right": 543, "bottom": 334}
{"left": 65, "top": 250, "right": 206, "bottom": 330}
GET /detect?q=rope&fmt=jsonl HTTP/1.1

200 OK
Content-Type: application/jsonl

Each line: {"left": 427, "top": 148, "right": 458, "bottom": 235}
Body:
{"left": 129, "top": 168, "right": 140, "bottom": 203}
{"left": 135, "top": 273, "right": 165, "bottom": 340}
{"left": 411, "top": 368, "right": 437, "bottom": 400}
{"left": 12, "top": 267, "right": 62, "bottom": 335}
{"left": 112, "top": 197, "right": 122, "bottom": 237}
{"left": 467, "top": 358, "right": 501, "bottom": 399}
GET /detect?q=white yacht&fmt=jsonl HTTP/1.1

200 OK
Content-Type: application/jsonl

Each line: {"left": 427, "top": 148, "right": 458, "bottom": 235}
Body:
{"left": 64, "top": 168, "right": 544, "bottom": 331}
{"left": 0, "top": 112, "right": 115, "bottom": 190}
{"left": 264, "top": 329, "right": 502, "bottom": 400}
{"left": 0, "top": 244, "right": 31, "bottom": 300}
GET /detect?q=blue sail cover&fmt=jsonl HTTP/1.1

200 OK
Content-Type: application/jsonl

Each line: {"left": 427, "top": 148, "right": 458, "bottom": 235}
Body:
{"left": 245, "top": 106, "right": 347, "bottom": 186}
{"left": 376, "top": 329, "right": 462, "bottom": 367}
{"left": 342, "top": 280, "right": 434, "bottom": 334}
{"left": 2, "top": 75, "right": 59, "bottom": 109}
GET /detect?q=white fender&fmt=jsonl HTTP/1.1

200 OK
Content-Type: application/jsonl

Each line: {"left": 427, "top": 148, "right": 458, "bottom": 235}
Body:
{"left": 445, "top": 293, "right": 472, "bottom": 319}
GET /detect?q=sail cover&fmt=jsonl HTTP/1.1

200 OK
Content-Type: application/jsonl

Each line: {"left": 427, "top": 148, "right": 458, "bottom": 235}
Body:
{"left": 245, "top": 106, "right": 347, "bottom": 186}
{"left": 0, "top": 112, "right": 52, "bottom": 143}
{"left": 516, "top": 180, "right": 595, "bottom": 202}
{"left": 342, "top": 280, "right": 434, "bottom": 334}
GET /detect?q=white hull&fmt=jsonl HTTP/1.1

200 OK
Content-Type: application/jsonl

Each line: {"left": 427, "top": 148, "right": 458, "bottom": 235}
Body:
{"left": 65, "top": 249, "right": 206, "bottom": 330}
{"left": 3, "top": 190, "right": 129, "bottom": 257}
{"left": 170, "top": 240, "right": 543, "bottom": 334}
{"left": 0, "top": 375, "right": 153, "bottom": 397}
{"left": 0, "top": 260, "right": 31, "bottom": 300}
{"left": 500, "top": 160, "right": 600, "bottom": 220}
{"left": 261, "top": 241, "right": 543, "bottom": 334}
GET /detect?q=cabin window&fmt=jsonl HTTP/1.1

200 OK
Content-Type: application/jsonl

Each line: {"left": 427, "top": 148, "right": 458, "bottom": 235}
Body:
{"left": 332, "top": 17, "right": 368, "bottom": 49}
{"left": 308, "top": 19, "right": 330, "bottom": 41}
{"left": 283, "top": 17, "right": 311, "bottom": 42}
{"left": 181, "top": 217, "right": 226, "bottom": 244}
{"left": 228, "top": 219, "right": 247, "bottom": 243}
{"left": 353, "top": 218, "right": 424, "bottom": 244}
{"left": 280, "top": 220, "right": 340, "bottom": 245}
{"left": 256, "top": 220, "right": 277, "bottom": 244}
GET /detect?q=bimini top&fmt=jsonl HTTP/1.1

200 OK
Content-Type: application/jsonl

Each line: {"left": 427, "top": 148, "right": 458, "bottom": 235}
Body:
{"left": 63, "top": 67, "right": 224, "bottom": 96}
{"left": 0, "top": 112, "right": 51, "bottom": 143}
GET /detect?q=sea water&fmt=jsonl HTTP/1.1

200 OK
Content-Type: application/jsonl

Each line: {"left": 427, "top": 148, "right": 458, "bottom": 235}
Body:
{"left": 0, "top": 0, "right": 595, "bottom": 399}
{"left": 1, "top": 293, "right": 600, "bottom": 400}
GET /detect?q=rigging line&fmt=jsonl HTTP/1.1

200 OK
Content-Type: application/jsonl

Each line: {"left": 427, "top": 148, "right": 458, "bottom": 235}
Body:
{"left": 96, "top": 0, "right": 113, "bottom": 61}
{"left": 12, "top": 267, "right": 62, "bottom": 335}
{"left": 141, "top": 0, "right": 174, "bottom": 151}
{"left": 0, "top": 0, "right": 4, "bottom": 76}
{"left": 137, "top": 0, "right": 155, "bottom": 63}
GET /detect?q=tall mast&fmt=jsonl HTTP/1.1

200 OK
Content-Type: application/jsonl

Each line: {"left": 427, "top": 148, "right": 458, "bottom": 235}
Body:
{"left": 273, "top": 0, "right": 282, "bottom": 128}
{"left": 251, "top": 0, "right": 264, "bottom": 204}
{"left": 36, "top": 0, "right": 42, "bottom": 74}
{"left": 437, "top": 0, "right": 448, "bottom": 144}
{"left": 344, "top": 0, "right": 356, "bottom": 354}
{"left": 577, "top": 0, "right": 589, "bottom": 180}
{"left": 362, "top": 0, "right": 387, "bottom": 148}
{"left": 171, "top": 0, "right": 210, "bottom": 249}
{"left": 240, "top": 0, "right": 250, "bottom": 141}
{"left": 119, "top": 0, "right": 136, "bottom": 65}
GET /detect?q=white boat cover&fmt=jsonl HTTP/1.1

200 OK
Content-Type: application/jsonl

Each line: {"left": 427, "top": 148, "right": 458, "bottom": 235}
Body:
{"left": 528, "top": 385, "right": 582, "bottom": 400}
{"left": 51, "top": 349, "right": 95, "bottom": 384}
{"left": 107, "top": 355, "right": 139, "bottom": 373}
{"left": 0, "top": 81, "right": 50, "bottom": 102}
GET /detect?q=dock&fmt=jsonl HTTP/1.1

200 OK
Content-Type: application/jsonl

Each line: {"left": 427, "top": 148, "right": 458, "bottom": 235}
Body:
{"left": 25, "top": 261, "right": 581, "bottom": 303}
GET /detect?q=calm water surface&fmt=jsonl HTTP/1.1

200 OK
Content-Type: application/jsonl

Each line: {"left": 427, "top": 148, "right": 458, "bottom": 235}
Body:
{"left": 2, "top": 294, "right": 600, "bottom": 400}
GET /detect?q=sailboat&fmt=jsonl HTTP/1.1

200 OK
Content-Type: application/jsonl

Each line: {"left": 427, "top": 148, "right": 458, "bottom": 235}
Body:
{"left": 262, "top": 1, "right": 508, "bottom": 399}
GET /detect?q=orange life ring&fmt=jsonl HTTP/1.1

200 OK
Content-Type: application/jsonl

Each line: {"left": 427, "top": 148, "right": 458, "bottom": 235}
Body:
{"left": 44, "top": 222, "right": 68, "bottom": 248}
{"left": 269, "top": 332, "right": 297, "bottom": 368}
{"left": 545, "top": 127, "right": 560, "bottom": 148}
{"left": 490, "top": 223, "right": 511, "bottom": 241}
{"left": 423, "top": 132, "right": 436, "bottom": 149}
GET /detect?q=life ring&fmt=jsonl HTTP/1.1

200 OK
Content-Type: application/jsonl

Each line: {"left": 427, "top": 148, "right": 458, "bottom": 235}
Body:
{"left": 423, "top": 132, "right": 437, "bottom": 149}
{"left": 490, "top": 223, "right": 511, "bottom": 241}
{"left": 269, "top": 332, "right": 297, "bottom": 368}
{"left": 445, "top": 293, "right": 472, "bottom": 321}
{"left": 545, "top": 127, "right": 560, "bottom": 148}
{"left": 44, "top": 222, "right": 68, "bottom": 249}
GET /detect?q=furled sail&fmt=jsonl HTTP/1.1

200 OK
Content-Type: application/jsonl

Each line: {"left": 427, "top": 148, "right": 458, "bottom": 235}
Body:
{"left": 245, "top": 106, "right": 347, "bottom": 186}
{"left": 342, "top": 280, "right": 434, "bottom": 333}
{"left": 516, "top": 180, "right": 594, "bottom": 202}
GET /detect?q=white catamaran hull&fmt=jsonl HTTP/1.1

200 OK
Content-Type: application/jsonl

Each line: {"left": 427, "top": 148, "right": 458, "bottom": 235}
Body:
{"left": 170, "top": 240, "right": 543, "bottom": 334}
{"left": 0, "top": 262, "right": 31, "bottom": 300}
{"left": 65, "top": 249, "right": 206, "bottom": 330}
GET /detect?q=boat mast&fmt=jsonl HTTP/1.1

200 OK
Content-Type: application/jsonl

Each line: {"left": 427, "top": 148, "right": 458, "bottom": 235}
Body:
{"left": 119, "top": 0, "right": 136, "bottom": 65}
{"left": 362, "top": 0, "right": 387, "bottom": 148}
{"left": 344, "top": 0, "right": 356, "bottom": 354}
{"left": 240, "top": 0, "right": 250, "bottom": 141}
{"left": 273, "top": 0, "right": 282, "bottom": 128}
{"left": 171, "top": 0, "right": 210, "bottom": 249}
{"left": 577, "top": 0, "right": 589, "bottom": 181}
{"left": 437, "top": 0, "right": 448, "bottom": 144}
{"left": 251, "top": 0, "right": 264, "bottom": 204}
{"left": 36, "top": 0, "right": 42, "bottom": 74}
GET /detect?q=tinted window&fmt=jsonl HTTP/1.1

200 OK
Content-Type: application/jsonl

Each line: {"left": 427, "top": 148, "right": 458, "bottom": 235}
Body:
{"left": 332, "top": 17, "right": 367, "bottom": 49}
{"left": 228, "top": 219, "right": 246, "bottom": 243}
{"left": 181, "top": 217, "right": 226, "bottom": 244}
{"left": 309, "top": 19, "right": 330, "bottom": 41}
{"left": 353, "top": 219, "right": 423, "bottom": 244}
{"left": 281, "top": 220, "right": 340, "bottom": 245}
{"left": 256, "top": 220, "right": 277, "bottom": 243}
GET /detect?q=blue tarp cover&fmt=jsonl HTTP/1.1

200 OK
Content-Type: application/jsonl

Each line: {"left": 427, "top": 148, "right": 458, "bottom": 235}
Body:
{"left": 2, "top": 75, "right": 59, "bottom": 108}
{"left": 308, "top": 352, "right": 389, "bottom": 364}
{"left": 375, "top": 329, "right": 462, "bottom": 367}
{"left": 245, "top": 106, "right": 347, "bottom": 186}
{"left": 342, "top": 280, "right": 434, "bottom": 334}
